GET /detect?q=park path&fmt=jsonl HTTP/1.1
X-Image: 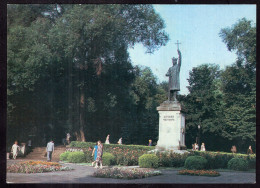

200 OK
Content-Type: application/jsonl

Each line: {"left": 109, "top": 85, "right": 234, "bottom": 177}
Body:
{"left": 6, "top": 159, "right": 256, "bottom": 184}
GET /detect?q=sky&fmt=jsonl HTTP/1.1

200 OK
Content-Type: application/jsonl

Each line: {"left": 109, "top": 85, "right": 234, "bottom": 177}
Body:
{"left": 128, "top": 5, "right": 256, "bottom": 95}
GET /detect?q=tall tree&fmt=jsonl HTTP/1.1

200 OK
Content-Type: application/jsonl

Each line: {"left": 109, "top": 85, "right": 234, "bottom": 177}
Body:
{"left": 219, "top": 18, "right": 256, "bottom": 151}
{"left": 7, "top": 4, "right": 169, "bottom": 144}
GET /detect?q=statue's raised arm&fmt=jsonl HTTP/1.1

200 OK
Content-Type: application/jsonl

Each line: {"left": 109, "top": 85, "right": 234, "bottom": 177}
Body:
{"left": 177, "top": 49, "right": 181, "bottom": 70}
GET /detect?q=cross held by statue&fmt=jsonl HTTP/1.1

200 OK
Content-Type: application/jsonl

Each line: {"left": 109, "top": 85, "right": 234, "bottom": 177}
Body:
{"left": 175, "top": 40, "right": 181, "bottom": 50}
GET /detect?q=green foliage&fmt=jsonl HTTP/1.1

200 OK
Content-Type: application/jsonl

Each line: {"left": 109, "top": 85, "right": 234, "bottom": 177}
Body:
{"left": 156, "top": 152, "right": 190, "bottom": 167}
{"left": 219, "top": 18, "right": 256, "bottom": 151}
{"left": 60, "top": 151, "right": 70, "bottom": 161}
{"left": 7, "top": 4, "right": 168, "bottom": 145}
{"left": 139, "top": 154, "right": 159, "bottom": 168}
{"left": 190, "top": 150, "right": 255, "bottom": 169}
{"left": 67, "top": 151, "right": 86, "bottom": 163}
{"left": 228, "top": 157, "right": 249, "bottom": 171}
{"left": 70, "top": 141, "right": 154, "bottom": 166}
{"left": 184, "top": 156, "right": 208, "bottom": 170}
{"left": 102, "top": 152, "right": 116, "bottom": 166}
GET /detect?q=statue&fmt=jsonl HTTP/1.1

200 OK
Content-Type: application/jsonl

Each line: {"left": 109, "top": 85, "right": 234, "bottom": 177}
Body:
{"left": 166, "top": 41, "right": 182, "bottom": 101}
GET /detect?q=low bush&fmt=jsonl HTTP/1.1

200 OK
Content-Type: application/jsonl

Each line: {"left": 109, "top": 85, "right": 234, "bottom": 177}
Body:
{"left": 67, "top": 151, "right": 85, "bottom": 163}
{"left": 139, "top": 154, "right": 159, "bottom": 168}
{"left": 228, "top": 157, "right": 249, "bottom": 171}
{"left": 184, "top": 156, "right": 208, "bottom": 170}
{"left": 102, "top": 152, "right": 116, "bottom": 166}
{"left": 60, "top": 151, "right": 70, "bottom": 161}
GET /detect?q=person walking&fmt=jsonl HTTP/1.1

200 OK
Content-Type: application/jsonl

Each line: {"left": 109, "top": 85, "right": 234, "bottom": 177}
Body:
{"left": 95, "top": 140, "right": 103, "bottom": 169}
{"left": 46, "top": 140, "right": 54, "bottom": 162}
{"left": 105, "top": 135, "right": 110, "bottom": 144}
{"left": 91, "top": 142, "right": 98, "bottom": 167}
{"left": 11, "top": 141, "right": 20, "bottom": 159}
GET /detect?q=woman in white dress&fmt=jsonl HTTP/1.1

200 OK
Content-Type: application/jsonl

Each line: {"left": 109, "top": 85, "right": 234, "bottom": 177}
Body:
{"left": 200, "top": 143, "right": 206, "bottom": 151}
{"left": 105, "top": 135, "right": 110, "bottom": 144}
{"left": 11, "top": 141, "right": 20, "bottom": 159}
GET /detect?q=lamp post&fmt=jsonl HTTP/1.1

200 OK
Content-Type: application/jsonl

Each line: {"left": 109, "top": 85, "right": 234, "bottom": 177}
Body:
{"left": 198, "top": 124, "right": 201, "bottom": 148}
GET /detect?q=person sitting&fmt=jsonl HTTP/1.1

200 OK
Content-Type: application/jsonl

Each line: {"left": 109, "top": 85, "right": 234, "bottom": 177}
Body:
{"left": 105, "top": 134, "right": 110, "bottom": 144}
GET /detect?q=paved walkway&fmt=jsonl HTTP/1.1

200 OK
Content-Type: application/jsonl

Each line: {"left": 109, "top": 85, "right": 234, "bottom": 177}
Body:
{"left": 6, "top": 159, "right": 255, "bottom": 184}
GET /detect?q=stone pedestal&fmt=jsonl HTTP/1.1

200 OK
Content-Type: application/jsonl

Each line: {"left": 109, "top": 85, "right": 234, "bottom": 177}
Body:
{"left": 156, "top": 101, "right": 186, "bottom": 151}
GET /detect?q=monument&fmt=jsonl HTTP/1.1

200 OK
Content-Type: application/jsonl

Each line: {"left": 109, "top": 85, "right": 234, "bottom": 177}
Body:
{"left": 156, "top": 41, "right": 187, "bottom": 151}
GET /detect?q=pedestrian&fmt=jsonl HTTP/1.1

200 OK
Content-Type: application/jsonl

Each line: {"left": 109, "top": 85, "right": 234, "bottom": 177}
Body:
{"left": 105, "top": 134, "right": 110, "bottom": 144}
{"left": 66, "top": 133, "right": 71, "bottom": 145}
{"left": 247, "top": 145, "right": 253, "bottom": 155}
{"left": 11, "top": 141, "right": 20, "bottom": 159}
{"left": 46, "top": 139, "right": 54, "bottom": 161}
{"left": 192, "top": 144, "right": 195, "bottom": 151}
{"left": 91, "top": 142, "right": 98, "bottom": 167}
{"left": 195, "top": 143, "right": 199, "bottom": 151}
{"left": 148, "top": 139, "right": 152, "bottom": 146}
{"left": 200, "top": 143, "right": 206, "bottom": 151}
{"left": 117, "top": 137, "right": 122, "bottom": 145}
{"left": 95, "top": 140, "right": 103, "bottom": 169}
{"left": 231, "top": 145, "right": 237, "bottom": 154}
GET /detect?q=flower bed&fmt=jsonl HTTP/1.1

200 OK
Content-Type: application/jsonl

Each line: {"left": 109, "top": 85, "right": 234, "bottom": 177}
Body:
{"left": 7, "top": 161, "right": 73, "bottom": 173}
{"left": 178, "top": 169, "right": 220, "bottom": 177}
{"left": 93, "top": 167, "right": 162, "bottom": 179}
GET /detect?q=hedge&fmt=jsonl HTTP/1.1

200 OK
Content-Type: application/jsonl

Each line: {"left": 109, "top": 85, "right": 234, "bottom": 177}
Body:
{"left": 69, "top": 141, "right": 155, "bottom": 166}
{"left": 190, "top": 150, "right": 255, "bottom": 169}
{"left": 228, "top": 157, "right": 249, "bottom": 171}
{"left": 156, "top": 151, "right": 190, "bottom": 167}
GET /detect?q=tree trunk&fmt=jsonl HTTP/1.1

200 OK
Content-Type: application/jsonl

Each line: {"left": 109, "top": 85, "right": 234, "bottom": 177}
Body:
{"left": 79, "top": 88, "right": 86, "bottom": 142}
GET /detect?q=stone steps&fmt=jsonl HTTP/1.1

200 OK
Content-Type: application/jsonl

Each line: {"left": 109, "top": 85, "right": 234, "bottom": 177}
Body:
{"left": 25, "top": 145, "right": 67, "bottom": 162}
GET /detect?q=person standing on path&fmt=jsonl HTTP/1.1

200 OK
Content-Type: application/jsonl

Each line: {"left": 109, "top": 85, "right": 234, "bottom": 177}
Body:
{"left": 66, "top": 133, "right": 71, "bottom": 145}
{"left": 46, "top": 140, "right": 54, "bottom": 162}
{"left": 200, "top": 143, "right": 206, "bottom": 151}
{"left": 95, "top": 140, "right": 103, "bottom": 169}
{"left": 11, "top": 141, "right": 20, "bottom": 159}
{"left": 91, "top": 142, "right": 98, "bottom": 166}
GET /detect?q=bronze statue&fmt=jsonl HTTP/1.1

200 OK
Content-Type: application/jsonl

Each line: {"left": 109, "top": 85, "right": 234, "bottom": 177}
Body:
{"left": 166, "top": 42, "right": 181, "bottom": 101}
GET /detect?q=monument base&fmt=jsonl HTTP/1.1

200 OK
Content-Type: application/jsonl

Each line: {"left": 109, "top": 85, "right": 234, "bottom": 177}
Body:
{"left": 156, "top": 100, "right": 186, "bottom": 151}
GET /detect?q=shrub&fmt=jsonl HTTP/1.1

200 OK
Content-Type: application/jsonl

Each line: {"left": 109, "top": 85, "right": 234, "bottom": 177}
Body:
{"left": 156, "top": 151, "right": 190, "bottom": 167}
{"left": 139, "top": 154, "right": 159, "bottom": 168}
{"left": 184, "top": 156, "right": 208, "bottom": 170}
{"left": 67, "top": 151, "right": 85, "bottom": 163}
{"left": 102, "top": 152, "right": 116, "bottom": 166}
{"left": 190, "top": 150, "right": 255, "bottom": 169}
{"left": 60, "top": 151, "right": 70, "bottom": 161}
{"left": 228, "top": 157, "right": 249, "bottom": 171}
